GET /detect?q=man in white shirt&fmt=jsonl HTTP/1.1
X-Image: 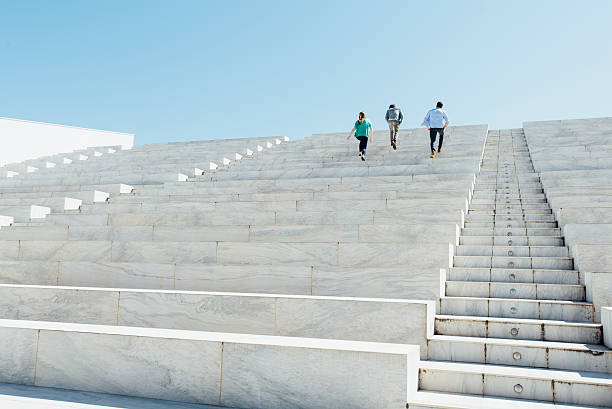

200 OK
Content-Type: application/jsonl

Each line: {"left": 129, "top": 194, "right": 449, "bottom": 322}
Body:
{"left": 421, "top": 101, "right": 449, "bottom": 158}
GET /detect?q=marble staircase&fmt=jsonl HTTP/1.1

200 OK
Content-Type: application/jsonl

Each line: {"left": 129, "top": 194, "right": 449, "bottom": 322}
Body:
{"left": 409, "top": 129, "right": 612, "bottom": 408}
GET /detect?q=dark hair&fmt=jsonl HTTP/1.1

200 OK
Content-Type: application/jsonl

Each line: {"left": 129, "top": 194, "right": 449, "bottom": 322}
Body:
{"left": 358, "top": 112, "right": 366, "bottom": 124}
{"left": 389, "top": 104, "right": 395, "bottom": 109}
{"left": 436, "top": 101, "right": 443, "bottom": 108}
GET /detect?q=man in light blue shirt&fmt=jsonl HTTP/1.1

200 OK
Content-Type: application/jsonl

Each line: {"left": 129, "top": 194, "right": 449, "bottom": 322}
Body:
{"left": 421, "top": 101, "right": 449, "bottom": 158}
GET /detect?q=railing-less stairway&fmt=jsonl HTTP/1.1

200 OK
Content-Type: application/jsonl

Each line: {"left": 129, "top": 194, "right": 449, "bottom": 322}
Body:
{"left": 410, "top": 129, "right": 611, "bottom": 408}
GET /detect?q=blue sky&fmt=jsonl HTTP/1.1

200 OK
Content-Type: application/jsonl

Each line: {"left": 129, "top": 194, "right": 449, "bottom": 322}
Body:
{"left": 1, "top": 0, "right": 611, "bottom": 145}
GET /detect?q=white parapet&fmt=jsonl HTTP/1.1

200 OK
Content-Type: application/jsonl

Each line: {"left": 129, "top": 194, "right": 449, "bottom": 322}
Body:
{"left": 257, "top": 145, "right": 263, "bottom": 152}
{"left": 0, "top": 116, "right": 133, "bottom": 166}
{"left": 209, "top": 162, "right": 218, "bottom": 171}
{"left": 6, "top": 171, "right": 18, "bottom": 178}
{"left": 93, "top": 151, "right": 103, "bottom": 157}
{"left": 92, "top": 190, "right": 110, "bottom": 203}
{"left": 107, "top": 148, "right": 116, "bottom": 154}
{"left": 604, "top": 307, "right": 612, "bottom": 349}
{"left": 63, "top": 197, "right": 83, "bottom": 211}
{"left": 246, "top": 149, "right": 254, "bottom": 156}
{"left": 223, "top": 157, "right": 231, "bottom": 166}
{"left": 235, "top": 153, "right": 243, "bottom": 160}
{"left": 45, "top": 162, "right": 56, "bottom": 168}
{"left": 275, "top": 138, "right": 281, "bottom": 144}
{"left": 0, "top": 319, "right": 418, "bottom": 409}
{"left": 283, "top": 136, "right": 290, "bottom": 142}
{"left": 30, "top": 205, "right": 52, "bottom": 219}
{"left": 194, "top": 168, "right": 204, "bottom": 176}
{"left": 78, "top": 154, "right": 88, "bottom": 161}
{"left": 266, "top": 141, "right": 273, "bottom": 148}
{"left": 63, "top": 158, "right": 72, "bottom": 164}
{"left": 26, "top": 166, "right": 38, "bottom": 173}
{"left": 0, "top": 215, "right": 13, "bottom": 227}
{"left": 176, "top": 174, "right": 188, "bottom": 182}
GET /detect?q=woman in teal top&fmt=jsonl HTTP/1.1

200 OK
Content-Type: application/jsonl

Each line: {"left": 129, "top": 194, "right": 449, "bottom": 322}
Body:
{"left": 346, "top": 112, "right": 373, "bottom": 161}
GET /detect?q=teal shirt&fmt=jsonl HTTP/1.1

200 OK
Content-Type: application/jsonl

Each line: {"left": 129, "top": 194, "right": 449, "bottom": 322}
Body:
{"left": 354, "top": 119, "right": 372, "bottom": 138}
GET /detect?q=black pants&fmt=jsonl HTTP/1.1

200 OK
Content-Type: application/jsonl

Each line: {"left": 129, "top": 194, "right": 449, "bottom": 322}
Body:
{"left": 429, "top": 128, "right": 444, "bottom": 151}
{"left": 357, "top": 136, "right": 368, "bottom": 155}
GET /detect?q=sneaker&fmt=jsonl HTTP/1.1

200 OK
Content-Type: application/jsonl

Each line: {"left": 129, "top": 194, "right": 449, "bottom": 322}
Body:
{"left": 361, "top": 155, "right": 366, "bottom": 161}
{"left": 430, "top": 151, "right": 435, "bottom": 158}
{"left": 438, "top": 148, "right": 442, "bottom": 153}
{"left": 392, "top": 141, "right": 397, "bottom": 150}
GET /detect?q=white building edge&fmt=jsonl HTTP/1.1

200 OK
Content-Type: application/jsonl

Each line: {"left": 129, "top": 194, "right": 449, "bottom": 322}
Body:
{"left": 0, "top": 116, "right": 134, "bottom": 166}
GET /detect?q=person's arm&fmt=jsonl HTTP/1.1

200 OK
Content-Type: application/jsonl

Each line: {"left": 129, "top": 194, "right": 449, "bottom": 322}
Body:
{"left": 369, "top": 124, "right": 373, "bottom": 141}
{"left": 399, "top": 110, "right": 404, "bottom": 123}
{"left": 347, "top": 127, "right": 356, "bottom": 141}
{"left": 385, "top": 110, "right": 389, "bottom": 122}
{"left": 444, "top": 121, "right": 449, "bottom": 129}
{"left": 443, "top": 112, "right": 449, "bottom": 129}
{"left": 421, "top": 111, "right": 431, "bottom": 131}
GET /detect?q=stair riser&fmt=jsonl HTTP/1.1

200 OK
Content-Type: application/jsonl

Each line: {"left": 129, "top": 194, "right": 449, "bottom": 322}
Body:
{"left": 435, "top": 318, "right": 602, "bottom": 344}
{"left": 418, "top": 369, "right": 611, "bottom": 406}
{"left": 448, "top": 268, "right": 580, "bottom": 284}
{"left": 427, "top": 340, "right": 612, "bottom": 373}
{"left": 445, "top": 282, "right": 585, "bottom": 301}
{"left": 441, "top": 299, "right": 593, "bottom": 321}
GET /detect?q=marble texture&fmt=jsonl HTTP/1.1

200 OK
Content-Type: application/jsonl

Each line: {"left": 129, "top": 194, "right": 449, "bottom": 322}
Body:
{"left": 0, "top": 327, "right": 38, "bottom": 385}
{"left": 221, "top": 341, "right": 414, "bottom": 409}
{"left": 58, "top": 262, "right": 175, "bottom": 289}
{"left": 35, "top": 330, "right": 222, "bottom": 404}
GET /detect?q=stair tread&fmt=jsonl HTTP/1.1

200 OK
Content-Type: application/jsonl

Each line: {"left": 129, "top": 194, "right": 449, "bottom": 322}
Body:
{"left": 408, "top": 391, "right": 606, "bottom": 409}
{"left": 445, "top": 280, "right": 583, "bottom": 288}
{"left": 419, "top": 361, "right": 612, "bottom": 385}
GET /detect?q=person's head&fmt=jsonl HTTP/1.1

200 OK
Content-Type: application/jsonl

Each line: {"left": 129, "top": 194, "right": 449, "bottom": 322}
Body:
{"left": 358, "top": 112, "right": 366, "bottom": 124}
{"left": 436, "top": 101, "right": 443, "bottom": 108}
{"left": 389, "top": 104, "right": 395, "bottom": 109}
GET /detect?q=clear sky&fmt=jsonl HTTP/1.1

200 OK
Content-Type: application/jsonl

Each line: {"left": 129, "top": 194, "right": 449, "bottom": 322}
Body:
{"left": 1, "top": 0, "right": 611, "bottom": 145}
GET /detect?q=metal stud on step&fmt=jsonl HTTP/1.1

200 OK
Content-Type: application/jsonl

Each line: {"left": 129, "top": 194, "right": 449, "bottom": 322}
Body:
{"left": 510, "top": 288, "right": 517, "bottom": 295}
{"left": 509, "top": 273, "right": 516, "bottom": 280}
{"left": 514, "top": 384, "right": 523, "bottom": 393}
{"left": 507, "top": 232, "right": 513, "bottom": 236}
{"left": 508, "top": 240, "right": 513, "bottom": 246}
{"left": 508, "top": 250, "right": 514, "bottom": 256}
{"left": 510, "top": 327, "right": 519, "bottom": 336}
{"left": 513, "top": 352, "right": 522, "bottom": 360}
{"left": 507, "top": 224, "right": 512, "bottom": 228}
{"left": 510, "top": 306, "right": 518, "bottom": 314}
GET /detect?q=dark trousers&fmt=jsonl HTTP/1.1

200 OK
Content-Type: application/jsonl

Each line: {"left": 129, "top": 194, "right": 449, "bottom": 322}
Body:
{"left": 357, "top": 136, "right": 368, "bottom": 155}
{"left": 429, "top": 128, "right": 445, "bottom": 151}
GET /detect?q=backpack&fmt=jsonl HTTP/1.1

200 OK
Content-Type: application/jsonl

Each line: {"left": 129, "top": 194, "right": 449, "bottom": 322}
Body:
{"left": 387, "top": 108, "right": 400, "bottom": 121}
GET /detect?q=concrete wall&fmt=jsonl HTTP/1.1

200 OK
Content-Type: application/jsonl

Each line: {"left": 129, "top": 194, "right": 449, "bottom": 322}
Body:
{"left": 0, "top": 117, "right": 134, "bottom": 166}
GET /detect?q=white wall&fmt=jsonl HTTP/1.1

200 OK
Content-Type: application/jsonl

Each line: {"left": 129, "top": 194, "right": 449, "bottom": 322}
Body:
{"left": 0, "top": 116, "right": 134, "bottom": 166}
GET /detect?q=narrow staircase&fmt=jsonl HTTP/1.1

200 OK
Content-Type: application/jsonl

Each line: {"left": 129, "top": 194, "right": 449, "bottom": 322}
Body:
{"left": 410, "top": 129, "right": 612, "bottom": 408}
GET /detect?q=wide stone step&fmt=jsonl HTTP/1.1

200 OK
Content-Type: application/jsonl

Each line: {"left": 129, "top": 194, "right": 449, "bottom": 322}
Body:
{"left": 0, "top": 239, "right": 451, "bottom": 268}
{"left": 445, "top": 281, "right": 585, "bottom": 301}
{"left": 448, "top": 267, "right": 580, "bottom": 284}
{"left": 456, "top": 246, "right": 569, "bottom": 257}
{"left": 0, "top": 197, "right": 82, "bottom": 212}
{"left": 407, "top": 390, "right": 605, "bottom": 409}
{"left": 440, "top": 296, "right": 594, "bottom": 321}
{"left": 453, "top": 256, "right": 573, "bottom": 270}
{"left": 465, "top": 214, "right": 555, "bottom": 221}
{"left": 434, "top": 315, "right": 602, "bottom": 344}
{"left": 427, "top": 335, "right": 611, "bottom": 373}
{"left": 0, "top": 319, "right": 417, "bottom": 408}
{"left": 418, "top": 360, "right": 612, "bottom": 406}
{"left": 0, "top": 284, "right": 433, "bottom": 357}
